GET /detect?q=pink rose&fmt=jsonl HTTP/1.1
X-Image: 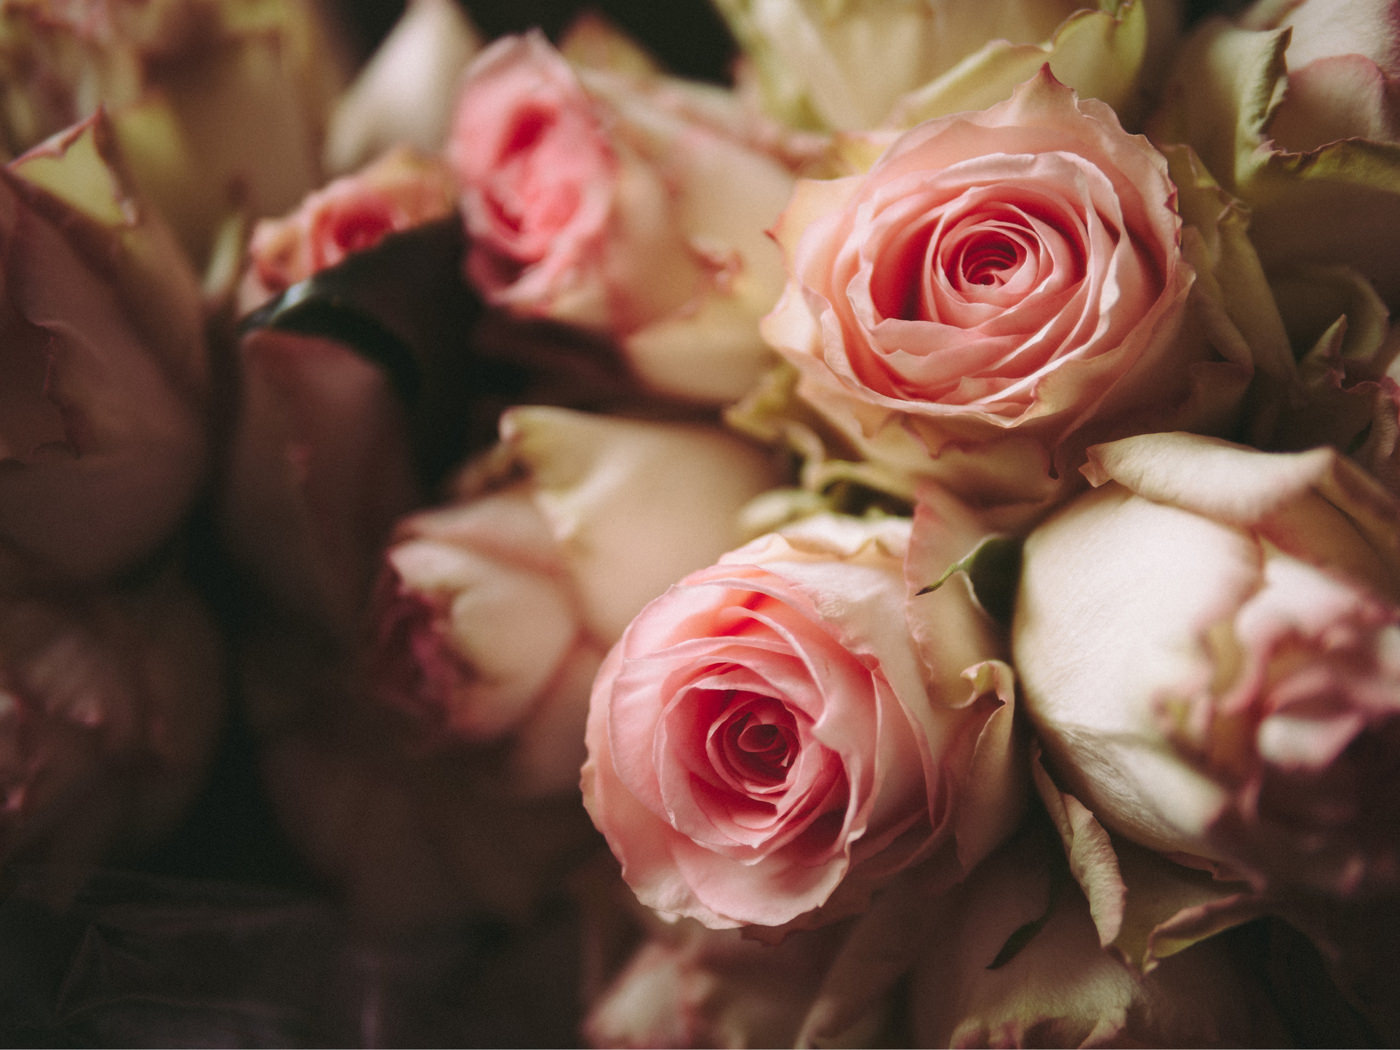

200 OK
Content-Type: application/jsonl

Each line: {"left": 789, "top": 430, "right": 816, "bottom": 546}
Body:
{"left": 0, "top": 116, "right": 210, "bottom": 586}
{"left": 582, "top": 512, "right": 1019, "bottom": 930}
{"left": 760, "top": 70, "right": 1250, "bottom": 516}
{"left": 366, "top": 407, "right": 784, "bottom": 796}
{"left": 448, "top": 29, "right": 807, "bottom": 404}
{"left": 238, "top": 145, "right": 457, "bottom": 311}
{"left": 1014, "top": 432, "right": 1400, "bottom": 900}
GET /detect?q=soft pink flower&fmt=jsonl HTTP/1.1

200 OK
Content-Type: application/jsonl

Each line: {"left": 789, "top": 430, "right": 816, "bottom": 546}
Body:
{"left": 448, "top": 30, "right": 806, "bottom": 404}
{"left": 582, "top": 512, "right": 1018, "bottom": 931}
{"left": 761, "top": 70, "right": 1227, "bottom": 513}
{"left": 1014, "top": 432, "right": 1400, "bottom": 899}
{"left": 238, "top": 146, "right": 457, "bottom": 311}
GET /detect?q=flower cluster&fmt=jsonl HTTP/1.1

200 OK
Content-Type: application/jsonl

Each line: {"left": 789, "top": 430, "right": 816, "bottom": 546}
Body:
{"left": 6, "top": 0, "right": 1400, "bottom": 1044}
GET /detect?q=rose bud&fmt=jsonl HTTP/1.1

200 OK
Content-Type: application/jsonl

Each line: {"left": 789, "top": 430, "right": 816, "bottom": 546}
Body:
{"left": 0, "top": 569, "right": 225, "bottom": 889}
{"left": 447, "top": 29, "right": 812, "bottom": 405}
{"left": 756, "top": 69, "right": 1287, "bottom": 525}
{"left": 582, "top": 510, "right": 1020, "bottom": 931}
{"left": 366, "top": 407, "right": 786, "bottom": 797}
{"left": 0, "top": 0, "right": 346, "bottom": 267}
{"left": 1152, "top": 0, "right": 1400, "bottom": 310}
{"left": 711, "top": 0, "right": 1181, "bottom": 132}
{"left": 237, "top": 145, "right": 458, "bottom": 312}
{"left": 0, "top": 116, "right": 210, "bottom": 587}
{"left": 1013, "top": 431, "right": 1400, "bottom": 902}
{"left": 909, "top": 823, "right": 1290, "bottom": 1048}
{"left": 323, "top": 0, "right": 483, "bottom": 174}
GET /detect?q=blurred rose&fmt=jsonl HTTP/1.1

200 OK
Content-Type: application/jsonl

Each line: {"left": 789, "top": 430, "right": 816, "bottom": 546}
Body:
{"left": 0, "top": 568, "right": 224, "bottom": 886}
{"left": 322, "top": 0, "right": 483, "bottom": 174}
{"left": 0, "top": 0, "right": 346, "bottom": 266}
{"left": 582, "top": 511, "right": 1019, "bottom": 931}
{"left": 712, "top": 0, "right": 1180, "bottom": 132}
{"left": 0, "top": 116, "right": 209, "bottom": 586}
{"left": 366, "top": 406, "right": 786, "bottom": 796}
{"left": 219, "top": 328, "right": 422, "bottom": 643}
{"left": 582, "top": 916, "right": 879, "bottom": 1049}
{"left": 258, "top": 694, "right": 603, "bottom": 930}
{"left": 910, "top": 823, "right": 1290, "bottom": 1047}
{"left": 1151, "top": 0, "right": 1400, "bottom": 309}
{"left": 1239, "top": 0, "right": 1400, "bottom": 153}
{"left": 448, "top": 29, "right": 808, "bottom": 404}
{"left": 1014, "top": 432, "right": 1400, "bottom": 900}
{"left": 237, "top": 145, "right": 457, "bottom": 311}
{"left": 760, "top": 70, "right": 1252, "bottom": 516}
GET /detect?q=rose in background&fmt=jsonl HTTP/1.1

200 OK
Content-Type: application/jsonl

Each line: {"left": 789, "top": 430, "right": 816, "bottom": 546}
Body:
{"left": 255, "top": 406, "right": 783, "bottom": 928}
{"left": 0, "top": 116, "right": 211, "bottom": 588}
{"left": 748, "top": 69, "right": 1290, "bottom": 524}
{"left": 322, "top": 0, "right": 484, "bottom": 174}
{"left": 1152, "top": 0, "right": 1400, "bottom": 320}
{"left": 0, "top": 568, "right": 225, "bottom": 899}
{"left": 448, "top": 25, "right": 817, "bottom": 405}
{"left": 0, "top": 0, "right": 346, "bottom": 269}
{"left": 237, "top": 145, "right": 458, "bottom": 311}
{"left": 712, "top": 0, "right": 1182, "bottom": 132}
{"left": 583, "top": 509, "right": 1021, "bottom": 933}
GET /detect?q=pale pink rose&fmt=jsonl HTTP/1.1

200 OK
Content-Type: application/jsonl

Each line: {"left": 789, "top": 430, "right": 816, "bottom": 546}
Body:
{"left": 0, "top": 116, "right": 210, "bottom": 586}
{"left": 447, "top": 30, "right": 807, "bottom": 404}
{"left": 238, "top": 145, "right": 457, "bottom": 311}
{"left": 0, "top": 568, "right": 224, "bottom": 886}
{"left": 1014, "top": 432, "right": 1400, "bottom": 900}
{"left": 761, "top": 70, "right": 1219, "bottom": 514}
{"left": 910, "top": 824, "right": 1290, "bottom": 1048}
{"left": 582, "top": 512, "right": 1019, "bottom": 930}
{"left": 366, "top": 407, "right": 785, "bottom": 796}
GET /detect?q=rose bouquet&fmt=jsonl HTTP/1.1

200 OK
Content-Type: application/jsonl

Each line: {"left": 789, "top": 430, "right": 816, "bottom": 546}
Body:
{"left": 3, "top": 0, "right": 1400, "bottom": 1044}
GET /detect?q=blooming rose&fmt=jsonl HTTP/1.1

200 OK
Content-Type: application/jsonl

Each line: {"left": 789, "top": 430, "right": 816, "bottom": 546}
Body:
{"left": 712, "top": 0, "right": 1180, "bottom": 132}
{"left": 909, "top": 824, "right": 1290, "bottom": 1047}
{"left": 366, "top": 407, "right": 785, "bottom": 796}
{"left": 0, "top": 0, "right": 345, "bottom": 266}
{"left": 582, "top": 511, "right": 1019, "bottom": 930}
{"left": 1013, "top": 432, "right": 1400, "bottom": 900}
{"left": 237, "top": 145, "right": 458, "bottom": 311}
{"left": 760, "top": 69, "right": 1264, "bottom": 517}
{"left": 448, "top": 29, "right": 808, "bottom": 404}
{"left": 0, "top": 568, "right": 224, "bottom": 884}
{"left": 0, "top": 116, "right": 210, "bottom": 587}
